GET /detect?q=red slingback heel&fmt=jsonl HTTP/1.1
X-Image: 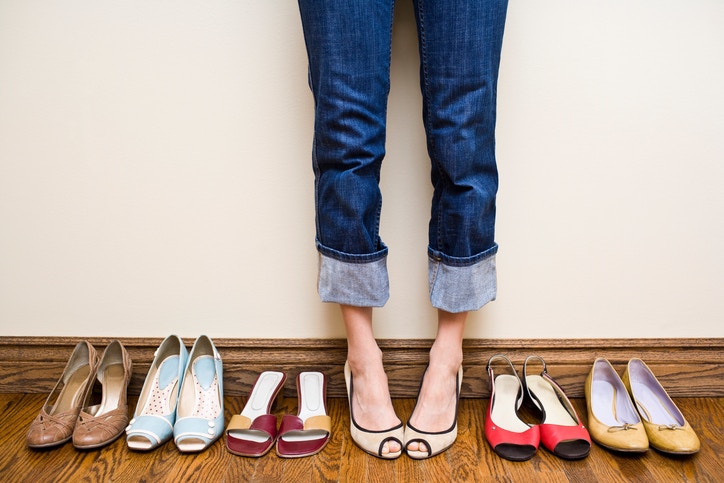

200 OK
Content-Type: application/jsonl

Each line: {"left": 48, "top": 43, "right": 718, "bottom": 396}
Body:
{"left": 484, "top": 355, "right": 539, "bottom": 461}
{"left": 522, "top": 355, "right": 591, "bottom": 459}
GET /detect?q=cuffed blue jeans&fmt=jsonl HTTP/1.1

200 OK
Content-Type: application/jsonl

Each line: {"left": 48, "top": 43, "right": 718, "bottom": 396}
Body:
{"left": 298, "top": 0, "right": 508, "bottom": 313}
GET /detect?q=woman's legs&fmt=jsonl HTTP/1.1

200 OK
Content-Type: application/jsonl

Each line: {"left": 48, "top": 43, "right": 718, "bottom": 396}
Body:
{"left": 415, "top": 0, "right": 508, "bottom": 312}
{"left": 298, "top": 0, "right": 508, "bottom": 459}
{"left": 298, "top": 0, "right": 401, "bottom": 457}
{"left": 407, "top": 0, "right": 508, "bottom": 453}
{"left": 342, "top": 305, "right": 402, "bottom": 455}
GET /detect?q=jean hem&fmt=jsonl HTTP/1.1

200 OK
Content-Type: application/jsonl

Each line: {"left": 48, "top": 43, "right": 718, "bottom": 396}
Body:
{"left": 317, "top": 252, "right": 389, "bottom": 307}
{"left": 316, "top": 239, "right": 388, "bottom": 263}
{"left": 428, "top": 243, "right": 498, "bottom": 267}
{"left": 428, "top": 251, "right": 497, "bottom": 313}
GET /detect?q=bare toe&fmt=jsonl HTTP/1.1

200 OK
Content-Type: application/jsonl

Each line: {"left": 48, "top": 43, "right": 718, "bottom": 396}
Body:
{"left": 388, "top": 440, "right": 401, "bottom": 454}
{"left": 406, "top": 441, "right": 427, "bottom": 453}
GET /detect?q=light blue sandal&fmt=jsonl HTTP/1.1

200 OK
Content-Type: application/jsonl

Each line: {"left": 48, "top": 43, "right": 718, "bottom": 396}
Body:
{"left": 173, "top": 335, "right": 224, "bottom": 453}
{"left": 126, "top": 335, "right": 188, "bottom": 451}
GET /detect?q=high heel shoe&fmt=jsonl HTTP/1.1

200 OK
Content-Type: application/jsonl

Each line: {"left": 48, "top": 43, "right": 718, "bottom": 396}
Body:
{"left": 584, "top": 358, "right": 648, "bottom": 452}
{"left": 403, "top": 365, "right": 463, "bottom": 460}
{"left": 344, "top": 361, "right": 404, "bottom": 459}
{"left": 276, "top": 371, "right": 331, "bottom": 458}
{"left": 173, "top": 335, "right": 224, "bottom": 452}
{"left": 521, "top": 355, "right": 591, "bottom": 459}
{"left": 26, "top": 341, "right": 99, "bottom": 449}
{"left": 126, "top": 335, "right": 188, "bottom": 451}
{"left": 484, "top": 354, "right": 540, "bottom": 461}
{"left": 72, "top": 340, "right": 133, "bottom": 449}
{"left": 622, "top": 358, "right": 700, "bottom": 454}
{"left": 226, "top": 371, "right": 286, "bottom": 457}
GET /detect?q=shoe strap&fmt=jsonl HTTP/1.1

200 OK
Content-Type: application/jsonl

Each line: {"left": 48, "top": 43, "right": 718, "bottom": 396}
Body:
{"left": 522, "top": 355, "right": 582, "bottom": 424}
{"left": 486, "top": 354, "right": 524, "bottom": 409}
{"left": 227, "top": 413, "right": 277, "bottom": 439}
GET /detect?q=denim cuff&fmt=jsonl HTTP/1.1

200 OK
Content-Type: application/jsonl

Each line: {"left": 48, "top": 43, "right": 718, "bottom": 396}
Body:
{"left": 428, "top": 249, "right": 497, "bottom": 313}
{"left": 317, "top": 252, "right": 390, "bottom": 307}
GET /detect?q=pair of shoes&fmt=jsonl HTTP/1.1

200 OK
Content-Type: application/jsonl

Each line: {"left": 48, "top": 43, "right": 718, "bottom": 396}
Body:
{"left": 403, "top": 365, "right": 464, "bottom": 460}
{"left": 26, "top": 340, "right": 133, "bottom": 450}
{"left": 485, "top": 354, "right": 590, "bottom": 462}
{"left": 126, "top": 335, "right": 224, "bottom": 453}
{"left": 586, "top": 357, "right": 700, "bottom": 455}
{"left": 344, "top": 361, "right": 404, "bottom": 460}
{"left": 225, "top": 371, "right": 330, "bottom": 458}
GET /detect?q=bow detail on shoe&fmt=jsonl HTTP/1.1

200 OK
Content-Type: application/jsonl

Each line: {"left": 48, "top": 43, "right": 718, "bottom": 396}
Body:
{"left": 658, "top": 424, "right": 683, "bottom": 431}
{"left": 607, "top": 423, "right": 638, "bottom": 432}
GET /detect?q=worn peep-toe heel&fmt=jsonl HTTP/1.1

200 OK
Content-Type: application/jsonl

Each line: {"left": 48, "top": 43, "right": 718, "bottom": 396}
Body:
{"left": 344, "top": 361, "right": 404, "bottom": 459}
{"left": 404, "top": 365, "right": 463, "bottom": 460}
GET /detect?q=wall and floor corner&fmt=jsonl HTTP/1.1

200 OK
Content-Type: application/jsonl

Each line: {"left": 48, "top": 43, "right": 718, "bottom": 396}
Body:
{"left": 1, "top": 2, "right": 723, "bottom": 346}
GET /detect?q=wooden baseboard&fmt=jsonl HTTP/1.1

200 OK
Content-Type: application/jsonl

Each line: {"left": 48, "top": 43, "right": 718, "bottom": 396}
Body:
{"left": 1, "top": 337, "right": 721, "bottom": 398}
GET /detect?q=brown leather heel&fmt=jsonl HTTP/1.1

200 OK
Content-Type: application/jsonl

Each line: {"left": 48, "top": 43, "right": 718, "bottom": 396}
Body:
{"left": 26, "top": 341, "right": 99, "bottom": 449}
{"left": 72, "top": 340, "right": 133, "bottom": 449}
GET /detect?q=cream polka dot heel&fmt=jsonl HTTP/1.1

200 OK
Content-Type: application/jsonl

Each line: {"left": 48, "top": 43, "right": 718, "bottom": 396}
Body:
{"left": 126, "top": 335, "right": 188, "bottom": 451}
{"left": 173, "top": 335, "right": 224, "bottom": 453}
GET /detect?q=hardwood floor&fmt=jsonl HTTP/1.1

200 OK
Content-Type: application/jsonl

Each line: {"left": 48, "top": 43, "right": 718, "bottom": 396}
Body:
{"left": 1, "top": 394, "right": 722, "bottom": 482}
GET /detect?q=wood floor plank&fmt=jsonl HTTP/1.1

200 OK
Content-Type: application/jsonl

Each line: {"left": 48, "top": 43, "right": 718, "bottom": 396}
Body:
{"left": 1, "top": 394, "right": 722, "bottom": 482}
{"left": 448, "top": 399, "right": 483, "bottom": 482}
{"left": 392, "top": 398, "right": 426, "bottom": 482}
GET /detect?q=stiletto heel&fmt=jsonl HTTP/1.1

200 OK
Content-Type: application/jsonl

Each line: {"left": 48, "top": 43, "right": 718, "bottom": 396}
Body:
{"left": 225, "top": 371, "right": 286, "bottom": 457}
{"left": 521, "top": 355, "right": 591, "bottom": 459}
{"left": 484, "top": 354, "right": 539, "bottom": 461}
{"left": 26, "top": 341, "right": 99, "bottom": 449}
{"left": 72, "top": 340, "right": 133, "bottom": 449}
{"left": 344, "top": 361, "right": 404, "bottom": 459}
{"left": 403, "top": 365, "right": 463, "bottom": 459}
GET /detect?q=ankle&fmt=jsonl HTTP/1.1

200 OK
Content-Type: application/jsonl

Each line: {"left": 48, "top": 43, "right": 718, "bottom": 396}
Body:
{"left": 347, "top": 348, "right": 385, "bottom": 375}
{"left": 428, "top": 343, "right": 463, "bottom": 374}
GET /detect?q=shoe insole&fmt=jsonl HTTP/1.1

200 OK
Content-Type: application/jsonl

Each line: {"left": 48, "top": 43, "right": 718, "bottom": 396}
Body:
{"left": 94, "top": 363, "right": 125, "bottom": 415}
{"left": 230, "top": 371, "right": 285, "bottom": 443}
{"left": 490, "top": 375, "right": 529, "bottom": 433}
{"left": 52, "top": 365, "right": 91, "bottom": 414}
{"left": 591, "top": 379, "right": 638, "bottom": 426}
{"left": 631, "top": 381, "right": 683, "bottom": 426}
{"left": 526, "top": 375, "right": 577, "bottom": 427}
{"left": 281, "top": 371, "right": 327, "bottom": 443}
{"left": 178, "top": 356, "right": 221, "bottom": 419}
{"left": 241, "top": 371, "right": 285, "bottom": 420}
{"left": 138, "top": 355, "right": 179, "bottom": 416}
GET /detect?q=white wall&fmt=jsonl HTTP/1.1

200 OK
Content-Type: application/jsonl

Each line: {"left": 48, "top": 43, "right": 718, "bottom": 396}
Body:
{"left": 1, "top": 0, "right": 722, "bottom": 339}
